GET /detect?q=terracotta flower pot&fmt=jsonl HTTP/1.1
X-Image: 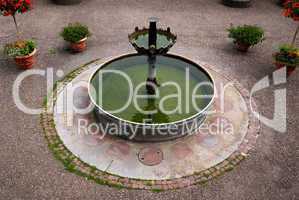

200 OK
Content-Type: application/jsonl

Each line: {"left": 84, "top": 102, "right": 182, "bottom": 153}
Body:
{"left": 275, "top": 61, "right": 297, "bottom": 77}
{"left": 14, "top": 48, "right": 37, "bottom": 70}
{"left": 286, "top": 66, "right": 296, "bottom": 76}
{"left": 70, "top": 37, "right": 87, "bottom": 52}
{"left": 275, "top": 62, "right": 285, "bottom": 69}
{"left": 235, "top": 41, "right": 250, "bottom": 52}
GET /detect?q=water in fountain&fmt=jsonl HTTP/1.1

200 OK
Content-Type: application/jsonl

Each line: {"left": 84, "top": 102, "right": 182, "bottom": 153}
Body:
{"left": 90, "top": 54, "right": 214, "bottom": 124}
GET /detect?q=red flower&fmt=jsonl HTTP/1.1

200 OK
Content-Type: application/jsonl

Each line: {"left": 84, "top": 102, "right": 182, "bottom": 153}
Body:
{"left": 282, "top": 0, "right": 299, "bottom": 21}
{"left": 0, "top": 0, "right": 32, "bottom": 33}
{"left": 292, "top": 2, "right": 299, "bottom": 8}
{"left": 0, "top": 0, "right": 32, "bottom": 16}
{"left": 284, "top": 0, "right": 293, "bottom": 7}
{"left": 283, "top": 8, "right": 292, "bottom": 17}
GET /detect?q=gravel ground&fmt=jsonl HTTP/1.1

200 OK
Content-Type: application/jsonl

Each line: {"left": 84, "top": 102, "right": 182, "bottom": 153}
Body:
{"left": 0, "top": 0, "right": 298, "bottom": 199}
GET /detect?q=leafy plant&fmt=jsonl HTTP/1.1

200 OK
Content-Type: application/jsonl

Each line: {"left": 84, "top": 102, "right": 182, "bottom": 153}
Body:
{"left": 4, "top": 39, "right": 36, "bottom": 57}
{"left": 228, "top": 24, "right": 265, "bottom": 46}
{"left": 275, "top": 44, "right": 299, "bottom": 66}
{"left": 60, "top": 23, "right": 91, "bottom": 43}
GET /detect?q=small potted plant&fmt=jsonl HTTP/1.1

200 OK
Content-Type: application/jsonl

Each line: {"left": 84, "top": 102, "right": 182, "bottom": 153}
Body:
{"left": 227, "top": 24, "right": 265, "bottom": 52}
{"left": 60, "top": 23, "right": 91, "bottom": 52}
{"left": 274, "top": 0, "right": 299, "bottom": 76}
{"left": 4, "top": 40, "right": 37, "bottom": 69}
{"left": 273, "top": 44, "right": 298, "bottom": 76}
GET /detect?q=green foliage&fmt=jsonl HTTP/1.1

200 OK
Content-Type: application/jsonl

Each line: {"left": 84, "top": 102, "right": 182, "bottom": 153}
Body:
{"left": 275, "top": 44, "right": 299, "bottom": 66}
{"left": 279, "top": 44, "right": 298, "bottom": 54}
{"left": 144, "top": 180, "right": 153, "bottom": 186}
{"left": 4, "top": 40, "right": 36, "bottom": 57}
{"left": 228, "top": 24, "right": 265, "bottom": 46}
{"left": 48, "top": 47, "right": 56, "bottom": 55}
{"left": 60, "top": 23, "right": 91, "bottom": 43}
{"left": 131, "top": 99, "right": 170, "bottom": 123}
{"left": 151, "top": 188, "right": 164, "bottom": 193}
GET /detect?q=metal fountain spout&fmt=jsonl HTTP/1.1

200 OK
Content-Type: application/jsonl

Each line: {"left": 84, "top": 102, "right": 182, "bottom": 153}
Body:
{"left": 148, "top": 17, "right": 158, "bottom": 55}
{"left": 147, "top": 17, "right": 159, "bottom": 95}
{"left": 128, "top": 17, "right": 177, "bottom": 95}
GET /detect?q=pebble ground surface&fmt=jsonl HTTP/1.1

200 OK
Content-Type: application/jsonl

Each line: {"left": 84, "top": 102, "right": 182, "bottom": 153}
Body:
{"left": 0, "top": 0, "right": 298, "bottom": 199}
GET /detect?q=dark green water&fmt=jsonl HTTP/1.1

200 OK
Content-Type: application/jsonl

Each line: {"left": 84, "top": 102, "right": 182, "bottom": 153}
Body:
{"left": 90, "top": 55, "right": 214, "bottom": 124}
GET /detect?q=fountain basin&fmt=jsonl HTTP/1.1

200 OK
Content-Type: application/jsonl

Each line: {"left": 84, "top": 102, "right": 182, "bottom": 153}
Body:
{"left": 89, "top": 54, "right": 215, "bottom": 142}
{"left": 128, "top": 27, "right": 177, "bottom": 54}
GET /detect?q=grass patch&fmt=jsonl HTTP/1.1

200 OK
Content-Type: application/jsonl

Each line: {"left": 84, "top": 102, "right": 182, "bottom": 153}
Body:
{"left": 48, "top": 47, "right": 57, "bottom": 55}
{"left": 151, "top": 188, "right": 164, "bottom": 193}
{"left": 144, "top": 180, "right": 153, "bottom": 186}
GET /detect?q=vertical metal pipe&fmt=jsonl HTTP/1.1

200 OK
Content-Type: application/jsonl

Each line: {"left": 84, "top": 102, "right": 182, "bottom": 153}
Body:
{"left": 147, "top": 18, "right": 159, "bottom": 94}
{"left": 148, "top": 20, "right": 157, "bottom": 49}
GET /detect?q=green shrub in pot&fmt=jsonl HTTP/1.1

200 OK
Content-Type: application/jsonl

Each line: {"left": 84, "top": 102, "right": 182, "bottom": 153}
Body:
{"left": 60, "top": 23, "right": 91, "bottom": 52}
{"left": 227, "top": 24, "right": 265, "bottom": 52}
{"left": 4, "top": 40, "right": 37, "bottom": 69}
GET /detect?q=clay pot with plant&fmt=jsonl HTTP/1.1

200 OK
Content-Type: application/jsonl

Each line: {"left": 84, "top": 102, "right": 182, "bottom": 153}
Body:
{"left": 60, "top": 23, "right": 91, "bottom": 53}
{"left": 274, "top": 0, "right": 299, "bottom": 77}
{"left": 273, "top": 44, "right": 298, "bottom": 76}
{"left": 227, "top": 24, "right": 265, "bottom": 52}
{"left": 4, "top": 40, "right": 37, "bottom": 69}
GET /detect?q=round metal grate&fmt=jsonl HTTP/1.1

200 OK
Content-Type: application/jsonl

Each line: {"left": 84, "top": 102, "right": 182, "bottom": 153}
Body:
{"left": 138, "top": 147, "right": 163, "bottom": 166}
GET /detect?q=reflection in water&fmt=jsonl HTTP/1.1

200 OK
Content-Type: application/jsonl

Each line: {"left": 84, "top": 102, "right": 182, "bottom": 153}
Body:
{"left": 146, "top": 54, "right": 160, "bottom": 95}
{"left": 131, "top": 98, "right": 170, "bottom": 123}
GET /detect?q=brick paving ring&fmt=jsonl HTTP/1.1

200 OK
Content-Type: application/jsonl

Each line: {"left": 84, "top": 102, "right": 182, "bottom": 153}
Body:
{"left": 40, "top": 58, "right": 261, "bottom": 191}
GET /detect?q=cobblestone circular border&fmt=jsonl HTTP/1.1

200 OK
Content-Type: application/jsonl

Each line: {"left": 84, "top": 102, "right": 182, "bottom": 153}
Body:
{"left": 40, "top": 59, "right": 261, "bottom": 191}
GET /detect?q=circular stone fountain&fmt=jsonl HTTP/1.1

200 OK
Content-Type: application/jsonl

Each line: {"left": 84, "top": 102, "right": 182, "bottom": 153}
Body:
{"left": 89, "top": 19, "right": 215, "bottom": 142}
{"left": 41, "top": 19, "right": 260, "bottom": 190}
{"left": 89, "top": 54, "right": 214, "bottom": 142}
